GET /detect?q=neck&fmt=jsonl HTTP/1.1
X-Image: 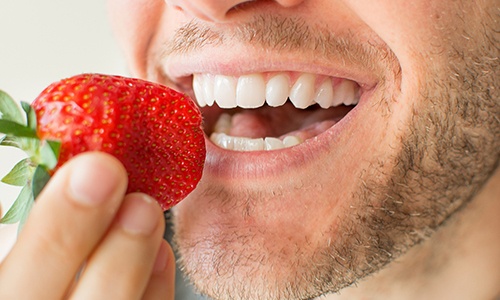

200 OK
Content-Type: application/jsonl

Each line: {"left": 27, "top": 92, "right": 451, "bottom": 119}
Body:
{"left": 326, "top": 166, "right": 500, "bottom": 300}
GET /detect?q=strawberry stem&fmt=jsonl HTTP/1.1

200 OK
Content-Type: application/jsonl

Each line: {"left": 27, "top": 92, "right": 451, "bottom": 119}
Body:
{"left": 0, "top": 119, "right": 37, "bottom": 138}
{"left": 0, "top": 89, "right": 56, "bottom": 231}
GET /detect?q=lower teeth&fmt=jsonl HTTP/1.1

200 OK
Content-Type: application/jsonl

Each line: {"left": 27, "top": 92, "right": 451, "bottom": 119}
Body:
{"left": 209, "top": 112, "right": 303, "bottom": 151}
{"left": 210, "top": 133, "right": 302, "bottom": 151}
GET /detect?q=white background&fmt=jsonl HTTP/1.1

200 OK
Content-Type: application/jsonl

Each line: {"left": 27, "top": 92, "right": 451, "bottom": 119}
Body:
{"left": 0, "top": 0, "right": 127, "bottom": 259}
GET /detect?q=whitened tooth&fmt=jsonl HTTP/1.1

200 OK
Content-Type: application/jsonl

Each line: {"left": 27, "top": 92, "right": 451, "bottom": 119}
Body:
{"left": 314, "top": 78, "right": 334, "bottom": 109}
{"left": 342, "top": 80, "right": 359, "bottom": 105}
{"left": 283, "top": 136, "right": 302, "bottom": 148}
{"left": 266, "top": 74, "right": 289, "bottom": 107}
{"left": 213, "top": 113, "right": 232, "bottom": 134}
{"left": 348, "top": 83, "right": 360, "bottom": 105}
{"left": 209, "top": 132, "right": 219, "bottom": 147}
{"left": 210, "top": 133, "right": 234, "bottom": 150}
{"left": 233, "top": 137, "right": 264, "bottom": 151}
{"left": 264, "top": 137, "right": 285, "bottom": 150}
{"left": 332, "top": 80, "right": 358, "bottom": 107}
{"left": 203, "top": 74, "right": 215, "bottom": 106}
{"left": 192, "top": 75, "right": 206, "bottom": 107}
{"left": 214, "top": 75, "right": 237, "bottom": 108}
{"left": 232, "top": 137, "right": 246, "bottom": 151}
{"left": 289, "top": 73, "right": 316, "bottom": 109}
{"left": 220, "top": 134, "right": 235, "bottom": 150}
{"left": 247, "top": 138, "right": 265, "bottom": 151}
{"left": 236, "top": 74, "right": 266, "bottom": 108}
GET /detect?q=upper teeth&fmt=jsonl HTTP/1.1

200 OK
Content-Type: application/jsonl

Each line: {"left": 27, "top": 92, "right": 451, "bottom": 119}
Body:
{"left": 193, "top": 72, "right": 360, "bottom": 109}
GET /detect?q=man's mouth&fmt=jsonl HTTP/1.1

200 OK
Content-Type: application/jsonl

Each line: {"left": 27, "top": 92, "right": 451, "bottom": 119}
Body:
{"left": 192, "top": 72, "right": 361, "bottom": 151}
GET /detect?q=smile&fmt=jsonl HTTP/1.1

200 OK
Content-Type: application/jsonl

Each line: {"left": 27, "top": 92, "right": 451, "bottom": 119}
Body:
{"left": 192, "top": 72, "right": 363, "bottom": 152}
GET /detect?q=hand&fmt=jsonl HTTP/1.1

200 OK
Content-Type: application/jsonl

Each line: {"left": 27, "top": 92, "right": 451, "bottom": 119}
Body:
{"left": 0, "top": 152, "right": 175, "bottom": 299}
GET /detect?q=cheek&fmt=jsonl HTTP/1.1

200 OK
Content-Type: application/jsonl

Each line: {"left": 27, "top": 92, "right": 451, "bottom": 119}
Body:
{"left": 107, "top": 0, "right": 165, "bottom": 77}
{"left": 341, "top": 0, "right": 445, "bottom": 80}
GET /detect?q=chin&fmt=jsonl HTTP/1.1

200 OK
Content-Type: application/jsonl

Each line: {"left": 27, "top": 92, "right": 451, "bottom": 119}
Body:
{"left": 168, "top": 99, "right": 409, "bottom": 299}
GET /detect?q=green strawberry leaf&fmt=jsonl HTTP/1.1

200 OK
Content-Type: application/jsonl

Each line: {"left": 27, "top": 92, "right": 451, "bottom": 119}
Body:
{"left": 0, "top": 183, "right": 33, "bottom": 225}
{"left": 32, "top": 165, "right": 50, "bottom": 199}
{"left": 0, "top": 119, "right": 37, "bottom": 138}
{"left": 0, "top": 135, "right": 22, "bottom": 148}
{"left": 39, "top": 140, "right": 61, "bottom": 170}
{"left": 21, "top": 101, "right": 37, "bottom": 131}
{"left": 0, "top": 90, "right": 25, "bottom": 125}
{"left": 1, "top": 158, "right": 34, "bottom": 186}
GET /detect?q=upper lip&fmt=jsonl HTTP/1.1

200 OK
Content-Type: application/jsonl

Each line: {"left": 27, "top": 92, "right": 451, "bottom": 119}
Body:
{"left": 159, "top": 46, "right": 380, "bottom": 97}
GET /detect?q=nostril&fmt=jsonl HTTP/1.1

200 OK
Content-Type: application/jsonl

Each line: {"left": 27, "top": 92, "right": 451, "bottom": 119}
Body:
{"left": 275, "top": 0, "right": 305, "bottom": 7}
{"left": 166, "top": 0, "right": 262, "bottom": 22}
{"left": 229, "top": 0, "right": 257, "bottom": 11}
{"left": 171, "top": 5, "right": 183, "bottom": 12}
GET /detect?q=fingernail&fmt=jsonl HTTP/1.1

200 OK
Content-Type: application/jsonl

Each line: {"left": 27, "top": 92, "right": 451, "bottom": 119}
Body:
{"left": 153, "top": 241, "right": 169, "bottom": 274}
{"left": 119, "top": 194, "right": 160, "bottom": 236}
{"left": 69, "top": 154, "right": 123, "bottom": 206}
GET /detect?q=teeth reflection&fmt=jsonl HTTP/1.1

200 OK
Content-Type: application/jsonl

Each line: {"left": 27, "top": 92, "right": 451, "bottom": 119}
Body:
{"left": 210, "top": 132, "right": 302, "bottom": 151}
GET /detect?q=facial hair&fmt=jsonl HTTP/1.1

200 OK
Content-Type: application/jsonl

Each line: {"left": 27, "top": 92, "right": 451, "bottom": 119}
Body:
{"left": 170, "top": 10, "right": 499, "bottom": 300}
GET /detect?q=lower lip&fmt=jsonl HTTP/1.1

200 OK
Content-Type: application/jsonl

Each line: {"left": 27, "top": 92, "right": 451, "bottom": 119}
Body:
{"left": 202, "top": 93, "right": 368, "bottom": 179}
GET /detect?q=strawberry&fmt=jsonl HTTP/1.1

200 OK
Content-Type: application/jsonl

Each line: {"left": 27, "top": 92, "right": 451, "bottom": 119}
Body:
{"left": 0, "top": 73, "right": 205, "bottom": 228}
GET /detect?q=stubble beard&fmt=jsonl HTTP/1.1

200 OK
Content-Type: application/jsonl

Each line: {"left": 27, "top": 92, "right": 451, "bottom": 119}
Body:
{"left": 171, "top": 12, "right": 499, "bottom": 300}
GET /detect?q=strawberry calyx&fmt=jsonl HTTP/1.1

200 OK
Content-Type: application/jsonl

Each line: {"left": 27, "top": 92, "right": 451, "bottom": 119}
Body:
{"left": 0, "top": 90, "right": 60, "bottom": 230}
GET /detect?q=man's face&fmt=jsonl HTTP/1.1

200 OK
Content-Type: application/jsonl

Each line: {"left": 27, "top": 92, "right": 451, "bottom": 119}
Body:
{"left": 108, "top": 1, "right": 499, "bottom": 299}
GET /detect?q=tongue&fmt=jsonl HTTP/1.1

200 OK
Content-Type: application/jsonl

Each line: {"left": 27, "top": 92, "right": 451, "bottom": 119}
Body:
{"left": 226, "top": 103, "right": 352, "bottom": 139}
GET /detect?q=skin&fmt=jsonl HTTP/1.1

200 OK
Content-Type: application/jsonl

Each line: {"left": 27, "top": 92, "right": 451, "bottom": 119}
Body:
{"left": 0, "top": 153, "right": 176, "bottom": 299}
{"left": 0, "top": 0, "right": 498, "bottom": 299}
{"left": 108, "top": 0, "right": 500, "bottom": 299}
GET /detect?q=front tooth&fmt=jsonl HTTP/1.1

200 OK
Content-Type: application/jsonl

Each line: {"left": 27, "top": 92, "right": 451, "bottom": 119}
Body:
{"left": 214, "top": 75, "right": 237, "bottom": 108}
{"left": 289, "top": 73, "right": 316, "bottom": 109}
{"left": 236, "top": 74, "right": 266, "bottom": 108}
{"left": 233, "top": 137, "right": 264, "bottom": 151}
{"left": 192, "top": 75, "right": 206, "bottom": 107}
{"left": 314, "top": 78, "right": 334, "bottom": 108}
{"left": 264, "top": 137, "right": 284, "bottom": 150}
{"left": 266, "top": 74, "right": 289, "bottom": 107}
{"left": 332, "top": 80, "right": 358, "bottom": 106}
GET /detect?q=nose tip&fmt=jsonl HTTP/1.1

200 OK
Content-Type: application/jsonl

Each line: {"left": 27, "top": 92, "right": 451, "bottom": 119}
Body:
{"left": 166, "top": 0, "right": 305, "bottom": 22}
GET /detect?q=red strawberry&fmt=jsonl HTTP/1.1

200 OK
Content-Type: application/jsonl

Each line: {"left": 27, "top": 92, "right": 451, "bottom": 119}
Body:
{"left": 0, "top": 73, "right": 205, "bottom": 227}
